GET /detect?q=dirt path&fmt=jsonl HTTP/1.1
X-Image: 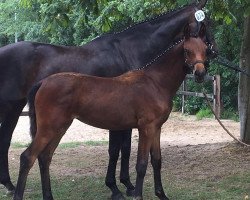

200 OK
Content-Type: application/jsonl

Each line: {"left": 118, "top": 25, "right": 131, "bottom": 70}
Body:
{"left": 12, "top": 112, "right": 239, "bottom": 146}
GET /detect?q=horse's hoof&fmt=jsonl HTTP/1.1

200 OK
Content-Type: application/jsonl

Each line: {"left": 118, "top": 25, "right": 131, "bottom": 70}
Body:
{"left": 111, "top": 192, "right": 125, "bottom": 200}
{"left": 160, "top": 197, "right": 169, "bottom": 200}
{"left": 6, "top": 189, "right": 15, "bottom": 196}
{"left": 133, "top": 196, "right": 143, "bottom": 200}
{"left": 126, "top": 188, "right": 135, "bottom": 197}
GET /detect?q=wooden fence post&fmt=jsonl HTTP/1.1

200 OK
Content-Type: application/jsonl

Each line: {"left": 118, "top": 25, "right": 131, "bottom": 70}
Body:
{"left": 181, "top": 79, "right": 187, "bottom": 114}
{"left": 213, "top": 75, "right": 221, "bottom": 118}
{"left": 178, "top": 74, "right": 221, "bottom": 118}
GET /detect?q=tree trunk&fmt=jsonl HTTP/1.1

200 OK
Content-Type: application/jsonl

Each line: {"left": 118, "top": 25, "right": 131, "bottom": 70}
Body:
{"left": 238, "top": 16, "right": 250, "bottom": 144}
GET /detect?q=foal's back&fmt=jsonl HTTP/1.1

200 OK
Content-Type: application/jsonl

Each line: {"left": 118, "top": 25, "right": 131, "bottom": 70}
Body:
{"left": 34, "top": 71, "right": 168, "bottom": 131}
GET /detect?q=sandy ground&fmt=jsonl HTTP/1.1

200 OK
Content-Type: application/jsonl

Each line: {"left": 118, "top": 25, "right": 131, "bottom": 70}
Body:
{"left": 5, "top": 111, "right": 250, "bottom": 200}
{"left": 12, "top": 112, "right": 239, "bottom": 146}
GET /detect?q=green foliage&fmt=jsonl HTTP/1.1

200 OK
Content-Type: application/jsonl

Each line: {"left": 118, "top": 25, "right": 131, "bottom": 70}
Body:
{"left": 196, "top": 108, "right": 213, "bottom": 120}
{"left": 0, "top": 0, "right": 250, "bottom": 116}
{"left": 221, "top": 109, "right": 239, "bottom": 121}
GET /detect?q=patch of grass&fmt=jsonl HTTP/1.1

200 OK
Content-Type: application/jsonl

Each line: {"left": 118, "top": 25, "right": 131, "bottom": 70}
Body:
{"left": 3, "top": 144, "right": 249, "bottom": 200}
{"left": 221, "top": 110, "right": 239, "bottom": 121}
{"left": 165, "top": 172, "right": 250, "bottom": 200}
{"left": 83, "top": 140, "right": 108, "bottom": 146}
{"left": 11, "top": 142, "right": 29, "bottom": 149}
{"left": 10, "top": 141, "right": 109, "bottom": 150}
{"left": 58, "top": 142, "right": 83, "bottom": 149}
{"left": 196, "top": 108, "right": 213, "bottom": 120}
{"left": 2, "top": 172, "right": 248, "bottom": 200}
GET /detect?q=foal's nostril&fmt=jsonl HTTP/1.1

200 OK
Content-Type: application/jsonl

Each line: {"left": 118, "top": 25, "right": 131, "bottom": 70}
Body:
{"left": 194, "top": 69, "right": 206, "bottom": 77}
{"left": 194, "top": 64, "right": 206, "bottom": 83}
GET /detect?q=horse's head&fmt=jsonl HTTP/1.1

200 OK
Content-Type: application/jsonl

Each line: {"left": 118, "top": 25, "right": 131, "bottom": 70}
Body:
{"left": 183, "top": 22, "right": 209, "bottom": 83}
{"left": 189, "top": 0, "right": 218, "bottom": 57}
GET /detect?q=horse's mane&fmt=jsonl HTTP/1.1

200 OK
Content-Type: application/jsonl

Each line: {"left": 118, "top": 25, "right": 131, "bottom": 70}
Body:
{"left": 92, "top": 3, "right": 196, "bottom": 41}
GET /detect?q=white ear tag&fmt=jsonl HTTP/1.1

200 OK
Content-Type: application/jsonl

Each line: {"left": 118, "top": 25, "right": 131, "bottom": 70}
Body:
{"left": 195, "top": 10, "right": 205, "bottom": 22}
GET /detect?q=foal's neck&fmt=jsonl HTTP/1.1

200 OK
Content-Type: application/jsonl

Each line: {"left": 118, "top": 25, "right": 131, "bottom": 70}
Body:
{"left": 144, "top": 43, "right": 186, "bottom": 98}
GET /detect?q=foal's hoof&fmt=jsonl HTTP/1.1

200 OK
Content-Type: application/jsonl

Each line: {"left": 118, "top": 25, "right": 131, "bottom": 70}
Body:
{"left": 111, "top": 192, "right": 125, "bottom": 200}
{"left": 126, "top": 188, "right": 135, "bottom": 197}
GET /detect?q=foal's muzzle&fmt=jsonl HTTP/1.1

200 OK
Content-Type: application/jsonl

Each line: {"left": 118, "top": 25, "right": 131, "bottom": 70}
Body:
{"left": 193, "top": 61, "right": 206, "bottom": 83}
{"left": 185, "top": 60, "right": 207, "bottom": 83}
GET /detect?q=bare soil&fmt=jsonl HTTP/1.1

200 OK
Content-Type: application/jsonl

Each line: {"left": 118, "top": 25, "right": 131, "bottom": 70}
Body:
{"left": 12, "top": 112, "right": 239, "bottom": 146}
{"left": 7, "top": 112, "right": 250, "bottom": 198}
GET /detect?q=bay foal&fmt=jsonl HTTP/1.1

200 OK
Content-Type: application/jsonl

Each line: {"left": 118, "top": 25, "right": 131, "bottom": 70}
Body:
{"left": 14, "top": 23, "right": 209, "bottom": 200}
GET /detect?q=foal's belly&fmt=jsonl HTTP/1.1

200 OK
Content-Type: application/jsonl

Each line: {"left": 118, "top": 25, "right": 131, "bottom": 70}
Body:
{"left": 76, "top": 111, "right": 137, "bottom": 130}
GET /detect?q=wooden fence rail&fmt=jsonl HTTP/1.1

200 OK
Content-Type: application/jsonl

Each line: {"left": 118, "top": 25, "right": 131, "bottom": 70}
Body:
{"left": 177, "top": 74, "right": 221, "bottom": 118}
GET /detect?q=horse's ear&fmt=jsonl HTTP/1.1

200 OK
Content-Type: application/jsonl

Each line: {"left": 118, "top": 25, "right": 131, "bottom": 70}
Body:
{"left": 196, "top": 0, "right": 207, "bottom": 9}
{"left": 199, "top": 22, "right": 206, "bottom": 40}
{"left": 184, "top": 24, "right": 191, "bottom": 39}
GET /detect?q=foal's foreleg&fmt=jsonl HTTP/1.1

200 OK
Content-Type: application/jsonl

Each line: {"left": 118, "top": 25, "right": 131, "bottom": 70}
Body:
{"left": 133, "top": 126, "right": 155, "bottom": 200}
{"left": 150, "top": 129, "right": 169, "bottom": 200}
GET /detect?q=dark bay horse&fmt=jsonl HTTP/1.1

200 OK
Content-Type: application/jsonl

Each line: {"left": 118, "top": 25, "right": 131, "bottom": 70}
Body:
{"left": 14, "top": 23, "right": 209, "bottom": 200}
{"left": 0, "top": 0, "right": 214, "bottom": 198}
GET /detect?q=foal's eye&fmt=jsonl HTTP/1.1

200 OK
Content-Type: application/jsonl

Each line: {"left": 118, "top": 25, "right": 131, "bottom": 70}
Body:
{"left": 184, "top": 49, "right": 193, "bottom": 56}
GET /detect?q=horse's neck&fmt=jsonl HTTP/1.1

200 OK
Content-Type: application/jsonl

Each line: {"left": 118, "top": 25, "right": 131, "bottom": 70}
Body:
{"left": 144, "top": 44, "right": 186, "bottom": 97}
{"left": 87, "top": 6, "right": 195, "bottom": 69}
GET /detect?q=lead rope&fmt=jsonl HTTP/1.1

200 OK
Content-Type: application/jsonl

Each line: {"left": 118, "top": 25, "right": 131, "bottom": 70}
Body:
{"left": 202, "top": 91, "right": 250, "bottom": 147}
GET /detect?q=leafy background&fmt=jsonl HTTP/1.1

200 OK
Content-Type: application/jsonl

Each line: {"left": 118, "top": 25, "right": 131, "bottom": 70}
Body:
{"left": 1, "top": 0, "right": 250, "bottom": 118}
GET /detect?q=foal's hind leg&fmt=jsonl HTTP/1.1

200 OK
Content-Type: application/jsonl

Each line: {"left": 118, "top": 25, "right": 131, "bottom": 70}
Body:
{"left": 38, "top": 133, "right": 66, "bottom": 200}
{"left": 14, "top": 132, "right": 54, "bottom": 200}
{"left": 0, "top": 99, "right": 26, "bottom": 194}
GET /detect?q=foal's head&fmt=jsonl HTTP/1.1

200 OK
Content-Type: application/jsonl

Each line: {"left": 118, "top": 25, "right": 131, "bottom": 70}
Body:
{"left": 183, "top": 23, "right": 209, "bottom": 83}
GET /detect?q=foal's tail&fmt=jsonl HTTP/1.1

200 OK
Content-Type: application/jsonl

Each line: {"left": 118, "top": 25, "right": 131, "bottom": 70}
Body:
{"left": 27, "top": 82, "right": 42, "bottom": 139}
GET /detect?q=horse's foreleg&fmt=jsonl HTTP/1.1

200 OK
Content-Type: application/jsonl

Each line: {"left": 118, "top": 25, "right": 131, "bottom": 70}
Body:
{"left": 0, "top": 100, "right": 26, "bottom": 194}
{"left": 106, "top": 132, "right": 125, "bottom": 200}
{"left": 150, "top": 129, "right": 169, "bottom": 200}
{"left": 120, "top": 129, "right": 135, "bottom": 196}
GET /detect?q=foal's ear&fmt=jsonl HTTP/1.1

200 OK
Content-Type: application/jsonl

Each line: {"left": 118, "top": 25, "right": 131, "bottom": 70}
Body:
{"left": 184, "top": 24, "right": 191, "bottom": 39}
{"left": 198, "top": 22, "right": 206, "bottom": 40}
